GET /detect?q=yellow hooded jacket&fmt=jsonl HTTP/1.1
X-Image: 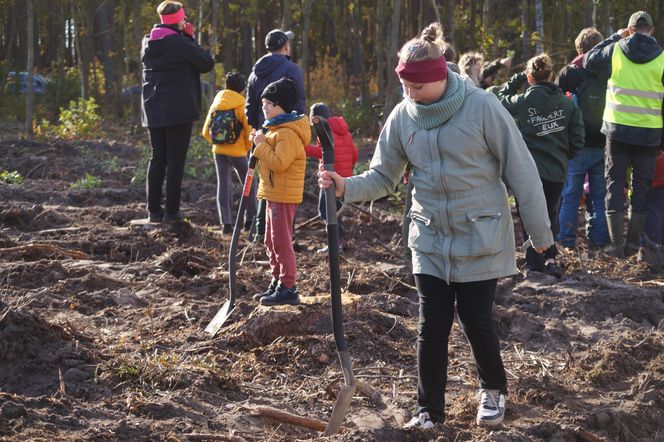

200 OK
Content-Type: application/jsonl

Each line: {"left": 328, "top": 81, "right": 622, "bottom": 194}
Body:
{"left": 253, "top": 116, "right": 311, "bottom": 204}
{"left": 201, "top": 89, "right": 251, "bottom": 157}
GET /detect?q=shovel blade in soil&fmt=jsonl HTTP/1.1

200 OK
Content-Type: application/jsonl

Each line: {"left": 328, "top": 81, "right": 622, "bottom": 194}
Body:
{"left": 323, "top": 383, "right": 356, "bottom": 436}
{"left": 204, "top": 300, "right": 234, "bottom": 337}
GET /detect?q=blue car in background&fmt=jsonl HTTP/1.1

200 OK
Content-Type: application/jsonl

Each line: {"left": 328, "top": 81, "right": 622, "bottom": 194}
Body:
{"left": 5, "top": 71, "right": 50, "bottom": 94}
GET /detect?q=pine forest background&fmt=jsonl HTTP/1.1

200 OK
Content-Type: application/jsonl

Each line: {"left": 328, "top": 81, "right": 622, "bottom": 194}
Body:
{"left": 2, "top": 0, "right": 664, "bottom": 135}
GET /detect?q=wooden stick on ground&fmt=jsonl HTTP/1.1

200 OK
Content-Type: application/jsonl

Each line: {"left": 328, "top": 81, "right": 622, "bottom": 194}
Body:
{"left": 295, "top": 214, "right": 322, "bottom": 230}
{"left": 0, "top": 243, "right": 89, "bottom": 260}
{"left": 252, "top": 406, "right": 327, "bottom": 432}
{"left": 186, "top": 434, "right": 245, "bottom": 442}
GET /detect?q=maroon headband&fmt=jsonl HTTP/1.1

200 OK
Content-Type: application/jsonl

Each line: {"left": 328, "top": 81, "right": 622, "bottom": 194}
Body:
{"left": 395, "top": 56, "right": 448, "bottom": 83}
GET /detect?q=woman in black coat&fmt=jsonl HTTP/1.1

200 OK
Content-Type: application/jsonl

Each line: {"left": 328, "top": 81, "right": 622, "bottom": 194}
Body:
{"left": 141, "top": 1, "right": 214, "bottom": 222}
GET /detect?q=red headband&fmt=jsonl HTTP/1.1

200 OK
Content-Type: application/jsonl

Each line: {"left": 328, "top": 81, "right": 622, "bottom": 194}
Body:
{"left": 160, "top": 8, "right": 185, "bottom": 25}
{"left": 395, "top": 57, "right": 447, "bottom": 83}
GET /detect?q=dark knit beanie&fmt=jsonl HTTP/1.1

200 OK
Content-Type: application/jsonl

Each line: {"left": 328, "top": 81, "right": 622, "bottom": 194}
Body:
{"left": 261, "top": 77, "right": 298, "bottom": 113}
{"left": 310, "top": 102, "right": 332, "bottom": 119}
{"left": 225, "top": 72, "right": 246, "bottom": 93}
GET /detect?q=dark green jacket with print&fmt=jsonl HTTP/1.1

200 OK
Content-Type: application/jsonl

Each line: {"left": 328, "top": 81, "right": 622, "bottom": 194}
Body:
{"left": 498, "top": 73, "right": 585, "bottom": 182}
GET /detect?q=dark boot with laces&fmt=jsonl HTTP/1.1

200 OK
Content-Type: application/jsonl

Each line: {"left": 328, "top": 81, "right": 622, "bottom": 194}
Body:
{"left": 260, "top": 284, "right": 300, "bottom": 306}
{"left": 253, "top": 278, "right": 278, "bottom": 301}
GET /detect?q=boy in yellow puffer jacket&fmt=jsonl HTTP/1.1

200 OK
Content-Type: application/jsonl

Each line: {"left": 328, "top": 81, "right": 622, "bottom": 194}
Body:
{"left": 251, "top": 77, "right": 311, "bottom": 306}
{"left": 202, "top": 71, "right": 256, "bottom": 234}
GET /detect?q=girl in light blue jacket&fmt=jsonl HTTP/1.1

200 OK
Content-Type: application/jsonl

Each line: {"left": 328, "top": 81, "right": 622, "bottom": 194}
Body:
{"left": 318, "top": 23, "right": 554, "bottom": 430}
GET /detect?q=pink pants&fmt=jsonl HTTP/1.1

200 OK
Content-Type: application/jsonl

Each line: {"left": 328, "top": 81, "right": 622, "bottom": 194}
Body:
{"left": 264, "top": 201, "right": 298, "bottom": 287}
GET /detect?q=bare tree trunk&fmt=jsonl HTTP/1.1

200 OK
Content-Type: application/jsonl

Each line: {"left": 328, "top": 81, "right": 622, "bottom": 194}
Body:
{"left": 55, "top": 0, "right": 66, "bottom": 114}
{"left": 96, "top": 0, "right": 121, "bottom": 113}
{"left": 384, "top": 0, "right": 402, "bottom": 115}
{"left": 133, "top": 0, "right": 142, "bottom": 84}
{"left": 431, "top": 0, "right": 441, "bottom": 24}
{"left": 584, "top": 0, "right": 592, "bottom": 27}
{"left": 25, "top": 0, "right": 35, "bottom": 137}
{"left": 240, "top": 20, "right": 252, "bottom": 74}
{"left": 469, "top": 0, "right": 476, "bottom": 49}
{"left": 282, "top": 0, "right": 292, "bottom": 30}
{"left": 592, "top": 0, "right": 599, "bottom": 28}
{"left": 301, "top": 0, "right": 312, "bottom": 100}
{"left": 482, "top": 0, "right": 496, "bottom": 59}
{"left": 658, "top": 0, "right": 664, "bottom": 44}
{"left": 534, "top": 0, "right": 543, "bottom": 54}
{"left": 209, "top": 0, "right": 218, "bottom": 102}
{"left": 3, "top": 1, "right": 17, "bottom": 64}
{"left": 375, "top": 0, "right": 386, "bottom": 99}
{"left": 443, "top": 0, "right": 455, "bottom": 43}
{"left": 521, "top": 0, "right": 529, "bottom": 60}
{"left": 73, "top": 0, "right": 90, "bottom": 100}
{"left": 603, "top": 0, "right": 612, "bottom": 37}
{"left": 325, "top": 1, "right": 337, "bottom": 58}
{"left": 197, "top": 0, "right": 203, "bottom": 43}
{"left": 45, "top": 0, "right": 62, "bottom": 69}
{"left": 349, "top": 0, "right": 364, "bottom": 100}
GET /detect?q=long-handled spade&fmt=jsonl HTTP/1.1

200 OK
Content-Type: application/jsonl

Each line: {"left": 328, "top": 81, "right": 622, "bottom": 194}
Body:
{"left": 312, "top": 115, "right": 357, "bottom": 435}
{"left": 205, "top": 132, "right": 264, "bottom": 337}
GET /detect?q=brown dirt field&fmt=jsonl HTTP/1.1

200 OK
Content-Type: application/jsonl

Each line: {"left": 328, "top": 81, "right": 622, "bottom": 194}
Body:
{"left": 0, "top": 136, "right": 663, "bottom": 441}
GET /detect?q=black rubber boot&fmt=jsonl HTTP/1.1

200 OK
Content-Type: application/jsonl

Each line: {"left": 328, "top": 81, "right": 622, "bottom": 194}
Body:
{"left": 624, "top": 212, "right": 646, "bottom": 257}
{"left": 604, "top": 212, "right": 625, "bottom": 258}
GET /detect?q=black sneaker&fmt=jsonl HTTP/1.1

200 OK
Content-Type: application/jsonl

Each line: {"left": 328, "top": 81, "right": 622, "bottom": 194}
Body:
{"left": 148, "top": 210, "right": 163, "bottom": 223}
{"left": 253, "top": 278, "right": 278, "bottom": 301}
{"left": 163, "top": 211, "right": 184, "bottom": 223}
{"left": 260, "top": 284, "right": 300, "bottom": 306}
{"left": 222, "top": 224, "right": 233, "bottom": 235}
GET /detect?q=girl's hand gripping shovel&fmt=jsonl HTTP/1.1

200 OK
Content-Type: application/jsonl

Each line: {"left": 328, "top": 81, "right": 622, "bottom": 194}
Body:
{"left": 205, "top": 129, "right": 264, "bottom": 337}
{"left": 312, "top": 116, "right": 356, "bottom": 435}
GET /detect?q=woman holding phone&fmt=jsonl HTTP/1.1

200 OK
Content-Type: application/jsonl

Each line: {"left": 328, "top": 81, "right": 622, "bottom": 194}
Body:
{"left": 141, "top": 1, "right": 214, "bottom": 223}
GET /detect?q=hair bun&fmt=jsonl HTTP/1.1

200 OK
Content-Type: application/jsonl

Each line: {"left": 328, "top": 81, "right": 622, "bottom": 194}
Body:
{"left": 420, "top": 22, "right": 442, "bottom": 43}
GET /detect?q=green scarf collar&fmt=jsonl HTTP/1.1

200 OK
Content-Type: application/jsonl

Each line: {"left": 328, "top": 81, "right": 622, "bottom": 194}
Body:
{"left": 404, "top": 71, "right": 466, "bottom": 129}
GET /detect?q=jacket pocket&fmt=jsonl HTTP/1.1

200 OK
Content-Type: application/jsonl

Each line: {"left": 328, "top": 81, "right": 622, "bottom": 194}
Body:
{"left": 466, "top": 210, "right": 503, "bottom": 256}
{"left": 408, "top": 209, "right": 439, "bottom": 254}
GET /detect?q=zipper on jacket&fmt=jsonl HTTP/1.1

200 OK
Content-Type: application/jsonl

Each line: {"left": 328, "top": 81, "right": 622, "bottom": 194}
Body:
{"left": 468, "top": 212, "right": 502, "bottom": 223}
{"left": 410, "top": 212, "right": 431, "bottom": 226}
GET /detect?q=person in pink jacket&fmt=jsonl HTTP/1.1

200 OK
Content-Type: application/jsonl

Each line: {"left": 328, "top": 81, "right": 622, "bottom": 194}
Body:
{"left": 305, "top": 103, "right": 359, "bottom": 252}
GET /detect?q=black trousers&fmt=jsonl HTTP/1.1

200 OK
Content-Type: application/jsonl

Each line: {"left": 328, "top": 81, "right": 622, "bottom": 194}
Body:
{"left": 605, "top": 139, "right": 658, "bottom": 214}
{"left": 146, "top": 122, "right": 193, "bottom": 214}
{"left": 414, "top": 274, "right": 506, "bottom": 423}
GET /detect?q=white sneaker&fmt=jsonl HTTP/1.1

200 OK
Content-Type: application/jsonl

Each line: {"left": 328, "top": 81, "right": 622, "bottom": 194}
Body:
{"left": 476, "top": 389, "right": 506, "bottom": 427}
{"left": 403, "top": 411, "right": 435, "bottom": 429}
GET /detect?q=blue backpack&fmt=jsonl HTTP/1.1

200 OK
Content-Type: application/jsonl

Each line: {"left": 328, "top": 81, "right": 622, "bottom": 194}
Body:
{"left": 209, "top": 109, "right": 242, "bottom": 144}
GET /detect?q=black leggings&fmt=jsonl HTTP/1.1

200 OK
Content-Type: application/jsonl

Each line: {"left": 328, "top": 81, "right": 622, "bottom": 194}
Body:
{"left": 414, "top": 274, "right": 506, "bottom": 423}
{"left": 146, "top": 122, "right": 193, "bottom": 214}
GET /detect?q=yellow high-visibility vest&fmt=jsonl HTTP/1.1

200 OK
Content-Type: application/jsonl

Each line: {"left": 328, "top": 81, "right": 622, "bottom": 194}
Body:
{"left": 604, "top": 43, "right": 664, "bottom": 129}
